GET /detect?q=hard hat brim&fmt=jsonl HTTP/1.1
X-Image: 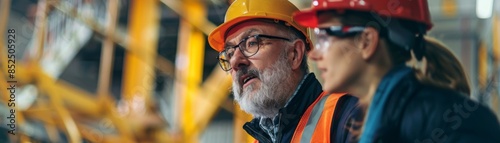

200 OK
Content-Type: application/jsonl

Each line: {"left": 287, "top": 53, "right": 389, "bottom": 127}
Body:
{"left": 209, "top": 16, "right": 260, "bottom": 52}
{"left": 293, "top": 8, "right": 320, "bottom": 28}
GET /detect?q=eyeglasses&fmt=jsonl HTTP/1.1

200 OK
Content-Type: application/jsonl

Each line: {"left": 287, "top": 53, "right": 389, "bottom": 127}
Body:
{"left": 314, "top": 26, "right": 365, "bottom": 51}
{"left": 217, "top": 34, "right": 291, "bottom": 71}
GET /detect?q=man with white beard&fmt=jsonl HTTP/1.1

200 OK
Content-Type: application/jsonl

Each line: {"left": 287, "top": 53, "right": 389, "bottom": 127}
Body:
{"left": 208, "top": 0, "right": 360, "bottom": 142}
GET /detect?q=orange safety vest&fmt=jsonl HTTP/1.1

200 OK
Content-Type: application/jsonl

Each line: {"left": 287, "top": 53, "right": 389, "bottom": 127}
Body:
{"left": 253, "top": 92, "right": 345, "bottom": 143}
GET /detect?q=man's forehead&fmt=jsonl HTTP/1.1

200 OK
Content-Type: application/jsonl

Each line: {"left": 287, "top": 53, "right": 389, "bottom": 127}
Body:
{"left": 225, "top": 20, "right": 279, "bottom": 42}
{"left": 225, "top": 28, "right": 261, "bottom": 44}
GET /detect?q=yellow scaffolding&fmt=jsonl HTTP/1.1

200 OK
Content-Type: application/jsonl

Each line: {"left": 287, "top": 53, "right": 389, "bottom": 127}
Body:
{"left": 0, "top": 0, "right": 248, "bottom": 142}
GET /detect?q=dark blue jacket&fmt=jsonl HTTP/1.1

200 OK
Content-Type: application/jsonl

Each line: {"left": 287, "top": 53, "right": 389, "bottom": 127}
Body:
{"left": 243, "top": 73, "right": 360, "bottom": 143}
{"left": 370, "top": 68, "right": 500, "bottom": 143}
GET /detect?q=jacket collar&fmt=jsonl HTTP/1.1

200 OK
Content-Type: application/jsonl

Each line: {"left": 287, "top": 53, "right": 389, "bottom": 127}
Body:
{"left": 281, "top": 73, "right": 323, "bottom": 116}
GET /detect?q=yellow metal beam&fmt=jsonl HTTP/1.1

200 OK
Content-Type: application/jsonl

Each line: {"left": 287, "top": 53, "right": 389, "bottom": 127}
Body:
{"left": 121, "top": 1, "right": 160, "bottom": 140}
{"left": 174, "top": 0, "right": 206, "bottom": 141}
{"left": 122, "top": 0, "right": 159, "bottom": 107}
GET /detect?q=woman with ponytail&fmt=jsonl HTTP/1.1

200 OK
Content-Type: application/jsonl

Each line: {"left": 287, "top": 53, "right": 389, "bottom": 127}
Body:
{"left": 294, "top": 0, "right": 500, "bottom": 142}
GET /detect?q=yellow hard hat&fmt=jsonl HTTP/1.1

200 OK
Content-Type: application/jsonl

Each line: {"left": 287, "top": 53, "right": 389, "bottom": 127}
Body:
{"left": 208, "top": 0, "right": 312, "bottom": 52}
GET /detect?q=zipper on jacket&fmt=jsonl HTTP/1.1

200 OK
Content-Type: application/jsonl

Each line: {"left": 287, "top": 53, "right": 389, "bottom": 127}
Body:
{"left": 275, "top": 113, "right": 283, "bottom": 143}
{"left": 244, "top": 123, "right": 273, "bottom": 143}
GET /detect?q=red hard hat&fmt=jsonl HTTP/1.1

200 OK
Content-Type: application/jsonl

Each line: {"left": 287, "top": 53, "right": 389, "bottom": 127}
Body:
{"left": 293, "top": 0, "right": 433, "bottom": 30}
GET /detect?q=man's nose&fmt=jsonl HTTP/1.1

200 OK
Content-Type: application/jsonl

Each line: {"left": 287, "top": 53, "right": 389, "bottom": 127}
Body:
{"left": 230, "top": 48, "right": 250, "bottom": 71}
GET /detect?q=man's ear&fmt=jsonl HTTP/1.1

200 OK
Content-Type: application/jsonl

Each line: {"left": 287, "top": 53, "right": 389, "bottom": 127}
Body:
{"left": 359, "top": 27, "right": 380, "bottom": 61}
{"left": 289, "top": 39, "right": 306, "bottom": 70}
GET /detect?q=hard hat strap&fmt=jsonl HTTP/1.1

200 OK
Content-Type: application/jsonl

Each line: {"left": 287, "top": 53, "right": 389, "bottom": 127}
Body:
{"left": 412, "top": 26, "right": 427, "bottom": 61}
{"left": 384, "top": 19, "right": 427, "bottom": 61}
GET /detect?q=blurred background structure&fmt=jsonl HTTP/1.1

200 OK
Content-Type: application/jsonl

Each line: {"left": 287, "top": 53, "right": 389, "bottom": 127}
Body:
{"left": 0, "top": 0, "right": 499, "bottom": 142}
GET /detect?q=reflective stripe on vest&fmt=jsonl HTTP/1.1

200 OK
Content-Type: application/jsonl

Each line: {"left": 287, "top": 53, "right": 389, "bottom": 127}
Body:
{"left": 291, "top": 92, "right": 345, "bottom": 143}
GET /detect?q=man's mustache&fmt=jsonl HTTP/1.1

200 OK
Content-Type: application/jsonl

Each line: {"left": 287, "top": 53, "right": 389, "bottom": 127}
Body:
{"left": 235, "top": 67, "right": 260, "bottom": 87}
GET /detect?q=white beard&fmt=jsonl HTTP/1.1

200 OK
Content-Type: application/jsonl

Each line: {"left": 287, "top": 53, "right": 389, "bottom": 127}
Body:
{"left": 232, "top": 52, "right": 296, "bottom": 118}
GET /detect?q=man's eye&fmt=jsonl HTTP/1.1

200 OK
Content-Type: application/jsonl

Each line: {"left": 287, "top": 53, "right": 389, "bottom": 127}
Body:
{"left": 247, "top": 41, "right": 258, "bottom": 47}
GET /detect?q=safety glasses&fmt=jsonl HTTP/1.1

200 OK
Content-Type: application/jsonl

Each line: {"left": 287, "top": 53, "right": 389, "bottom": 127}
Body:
{"left": 314, "top": 26, "right": 365, "bottom": 51}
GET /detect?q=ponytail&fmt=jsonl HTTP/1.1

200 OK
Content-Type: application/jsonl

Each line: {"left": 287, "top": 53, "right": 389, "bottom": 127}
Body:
{"left": 409, "top": 36, "right": 471, "bottom": 96}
